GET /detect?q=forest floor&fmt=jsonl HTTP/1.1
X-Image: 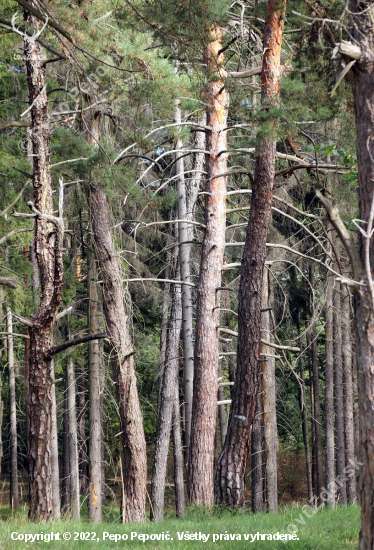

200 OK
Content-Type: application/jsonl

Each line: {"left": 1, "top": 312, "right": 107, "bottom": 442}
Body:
{"left": 0, "top": 503, "right": 359, "bottom": 549}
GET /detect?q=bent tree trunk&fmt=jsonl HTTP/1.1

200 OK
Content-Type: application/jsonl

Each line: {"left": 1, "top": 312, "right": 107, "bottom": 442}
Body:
{"left": 23, "top": 10, "right": 64, "bottom": 521}
{"left": 187, "top": 26, "right": 228, "bottom": 506}
{"left": 214, "top": 0, "right": 286, "bottom": 506}
{"left": 87, "top": 185, "right": 147, "bottom": 522}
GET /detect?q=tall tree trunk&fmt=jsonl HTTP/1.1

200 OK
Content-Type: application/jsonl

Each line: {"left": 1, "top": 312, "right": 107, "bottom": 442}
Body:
{"left": 87, "top": 244, "right": 102, "bottom": 522}
{"left": 308, "top": 348, "right": 317, "bottom": 495}
{"left": 174, "top": 87, "right": 195, "bottom": 458}
{"left": 172, "top": 376, "right": 186, "bottom": 518}
{"left": 217, "top": 371, "right": 228, "bottom": 447}
{"left": 348, "top": 5, "right": 374, "bottom": 545}
{"left": 261, "top": 271, "right": 277, "bottom": 512}
{"left": 214, "top": 0, "right": 286, "bottom": 507}
{"left": 100, "top": 367, "right": 107, "bottom": 507}
{"left": 50, "top": 357, "right": 61, "bottom": 519}
{"left": 76, "top": 363, "right": 88, "bottom": 496}
{"left": 87, "top": 185, "right": 147, "bottom": 522}
{"left": 251, "top": 391, "right": 264, "bottom": 512}
{"left": 188, "top": 26, "right": 229, "bottom": 506}
{"left": 61, "top": 373, "right": 70, "bottom": 515}
{"left": 333, "top": 283, "right": 347, "bottom": 504}
{"left": 297, "top": 325, "right": 313, "bottom": 502}
{"left": 342, "top": 287, "right": 356, "bottom": 503}
{"left": 325, "top": 257, "right": 335, "bottom": 508}
{"left": 23, "top": 8, "right": 64, "bottom": 520}
{"left": 7, "top": 308, "right": 19, "bottom": 509}
{"left": 309, "top": 263, "right": 324, "bottom": 500}
{"left": 67, "top": 358, "right": 80, "bottom": 520}
{"left": 150, "top": 265, "right": 182, "bottom": 521}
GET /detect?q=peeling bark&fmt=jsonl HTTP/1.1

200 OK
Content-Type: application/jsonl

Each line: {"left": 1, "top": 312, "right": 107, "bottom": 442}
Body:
{"left": 188, "top": 26, "right": 228, "bottom": 506}
{"left": 24, "top": 7, "right": 64, "bottom": 521}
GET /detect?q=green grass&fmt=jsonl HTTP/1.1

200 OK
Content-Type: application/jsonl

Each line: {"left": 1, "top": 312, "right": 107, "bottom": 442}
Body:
{"left": 0, "top": 504, "right": 359, "bottom": 549}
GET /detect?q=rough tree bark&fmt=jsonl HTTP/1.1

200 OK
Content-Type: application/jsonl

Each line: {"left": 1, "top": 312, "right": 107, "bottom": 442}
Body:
{"left": 214, "top": 0, "right": 286, "bottom": 507}
{"left": 325, "top": 238, "right": 335, "bottom": 508}
{"left": 299, "top": 345, "right": 313, "bottom": 502}
{"left": 87, "top": 244, "right": 103, "bottom": 522}
{"left": 172, "top": 382, "right": 186, "bottom": 518}
{"left": 348, "top": 4, "right": 374, "bottom": 545}
{"left": 342, "top": 287, "right": 356, "bottom": 503}
{"left": 23, "top": 8, "right": 64, "bottom": 521}
{"left": 251, "top": 391, "right": 264, "bottom": 512}
{"left": 308, "top": 263, "right": 324, "bottom": 500}
{"left": 261, "top": 270, "right": 277, "bottom": 512}
{"left": 150, "top": 266, "right": 182, "bottom": 521}
{"left": 61, "top": 373, "right": 70, "bottom": 515}
{"left": 188, "top": 26, "right": 228, "bottom": 506}
{"left": 7, "top": 308, "right": 19, "bottom": 509}
{"left": 333, "top": 283, "right": 347, "bottom": 504}
{"left": 174, "top": 85, "right": 195, "bottom": 458}
{"left": 50, "top": 356, "right": 61, "bottom": 519}
{"left": 84, "top": 100, "right": 103, "bottom": 521}
{"left": 297, "top": 317, "right": 313, "bottom": 502}
{"left": 77, "top": 364, "right": 88, "bottom": 497}
{"left": 87, "top": 185, "right": 147, "bottom": 523}
{"left": 67, "top": 357, "right": 80, "bottom": 520}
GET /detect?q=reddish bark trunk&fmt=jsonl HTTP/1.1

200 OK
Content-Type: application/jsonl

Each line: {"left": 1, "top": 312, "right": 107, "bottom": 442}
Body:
{"left": 187, "top": 27, "right": 228, "bottom": 506}
{"left": 214, "top": 0, "right": 286, "bottom": 507}
{"left": 24, "top": 9, "right": 63, "bottom": 521}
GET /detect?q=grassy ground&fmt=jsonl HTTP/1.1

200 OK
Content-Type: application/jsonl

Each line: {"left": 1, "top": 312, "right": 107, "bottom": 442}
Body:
{"left": 0, "top": 503, "right": 359, "bottom": 549}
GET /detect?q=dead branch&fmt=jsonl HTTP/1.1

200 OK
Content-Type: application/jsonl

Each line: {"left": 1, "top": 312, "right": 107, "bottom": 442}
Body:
{"left": 315, "top": 190, "right": 362, "bottom": 280}
{"left": 45, "top": 332, "right": 108, "bottom": 357}
{"left": 0, "top": 277, "right": 21, "bottom": 289}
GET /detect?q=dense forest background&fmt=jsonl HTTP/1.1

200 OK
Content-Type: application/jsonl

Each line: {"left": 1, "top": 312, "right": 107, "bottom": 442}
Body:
{"left": 0, "top": 0, "right": 373, "bottom": 546}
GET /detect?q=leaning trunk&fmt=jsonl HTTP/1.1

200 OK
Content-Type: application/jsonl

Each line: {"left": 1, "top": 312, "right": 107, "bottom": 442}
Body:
{"left": 87, "top": 185, "right": 147, "bottom": 522}
{"left": 214, "top": 0, "right": 286, "bottom": 507}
